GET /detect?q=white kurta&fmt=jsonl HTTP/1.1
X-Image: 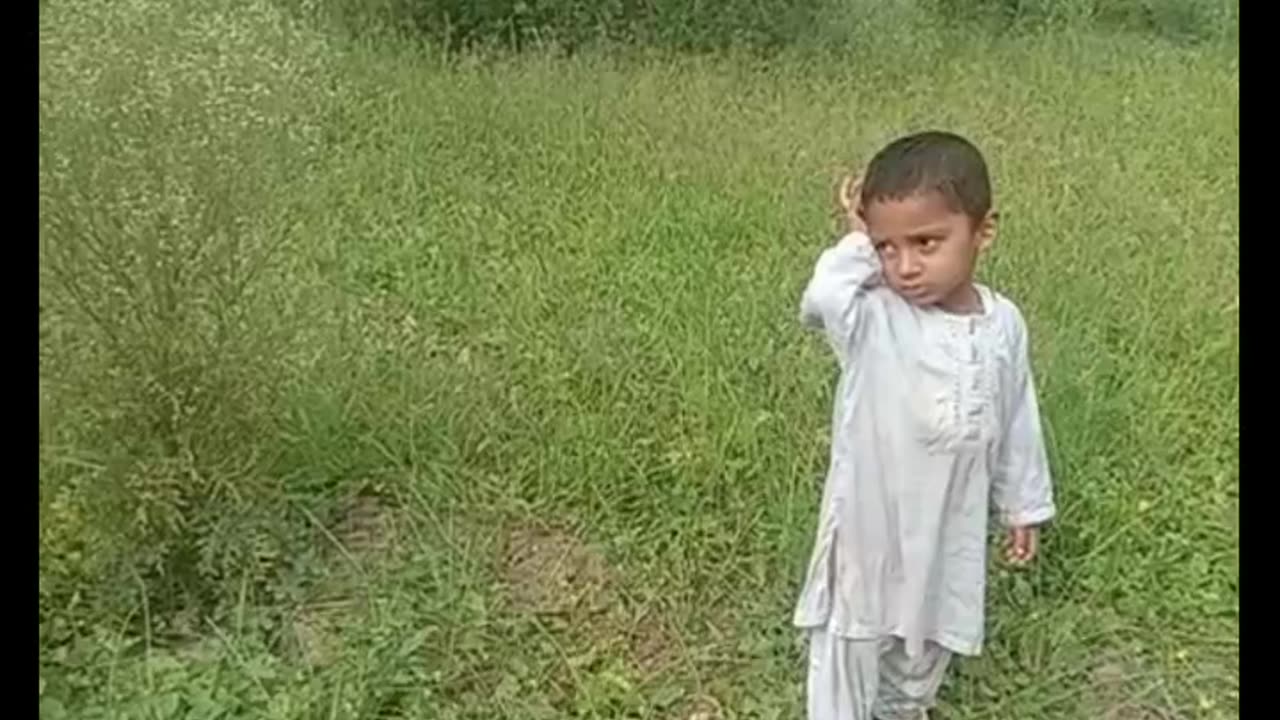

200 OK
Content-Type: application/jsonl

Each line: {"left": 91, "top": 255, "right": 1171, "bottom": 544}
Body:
{"left": 793, "top": 231, "right": 1056, "bottom": 659}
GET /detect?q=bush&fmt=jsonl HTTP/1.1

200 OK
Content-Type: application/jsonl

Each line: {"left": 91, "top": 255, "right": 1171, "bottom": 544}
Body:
{"left": 39, "top": 0, "right": 337, "bottom": 635}
{"left": 926, "top": 0, "right": 1237, "bottom": 44}
{"left": 302, "top": 0, "right": 1237, "bottom": 51}
{"left": 302, "top": 0, "right": 832, "bottom": 52}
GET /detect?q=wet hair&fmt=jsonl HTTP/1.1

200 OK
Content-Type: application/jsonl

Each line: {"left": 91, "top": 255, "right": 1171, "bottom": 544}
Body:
{"left": 860, "top": 131, "right": 992, "bottom": 223}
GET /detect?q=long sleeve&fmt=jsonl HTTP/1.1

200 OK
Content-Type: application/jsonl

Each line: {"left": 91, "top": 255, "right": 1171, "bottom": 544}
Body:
{"left": 799, "top": 232, "right": 882, "bottom": 354}
{"left": 991, "top": 313, "right": 1056, "bottom": 528}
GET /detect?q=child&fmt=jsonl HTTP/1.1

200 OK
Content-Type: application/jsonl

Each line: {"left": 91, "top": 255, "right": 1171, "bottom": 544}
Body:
{"left": 795, "top": 131, "right": 1056, "bottom": 720}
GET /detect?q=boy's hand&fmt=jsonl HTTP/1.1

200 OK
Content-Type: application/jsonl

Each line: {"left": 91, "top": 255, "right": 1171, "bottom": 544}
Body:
{"left": 835, "top": 174, "right": 868, "bottom": 236}
{"left": 1004, "top": 525, "right": 1039, "bottom": 567}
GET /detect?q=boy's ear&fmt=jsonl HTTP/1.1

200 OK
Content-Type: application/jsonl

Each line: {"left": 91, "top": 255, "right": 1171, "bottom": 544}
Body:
{"left": 977, "top": 209, "right": 999, "bottom": 251}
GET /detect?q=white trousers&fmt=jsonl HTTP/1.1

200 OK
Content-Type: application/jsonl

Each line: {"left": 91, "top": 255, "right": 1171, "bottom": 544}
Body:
{"left": 806, "top": 629, "right": 952, "bottom": 720}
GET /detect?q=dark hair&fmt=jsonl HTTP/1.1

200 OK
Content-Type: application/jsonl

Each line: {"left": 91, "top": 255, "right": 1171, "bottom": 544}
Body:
{"left": 860, "top": 131, "right": 992, "bottom": 222}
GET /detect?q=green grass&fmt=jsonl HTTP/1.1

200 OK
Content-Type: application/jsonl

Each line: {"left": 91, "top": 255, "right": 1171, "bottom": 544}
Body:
{"left": 39, "top": 0, "right": 1237, "bottom": 718}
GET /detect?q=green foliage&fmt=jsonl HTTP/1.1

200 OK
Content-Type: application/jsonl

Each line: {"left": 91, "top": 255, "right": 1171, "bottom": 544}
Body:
{"left": 301, "top": 0, "right": 1237, "bottom": 50}
{"left": 40, "top": 0, "right": 337, "bottom": 629}
{"left": 298, "top": 0, "right": 828, "bottom": 52}
{"left": 926, "top": 0, "right": 1237, "bottom": 43}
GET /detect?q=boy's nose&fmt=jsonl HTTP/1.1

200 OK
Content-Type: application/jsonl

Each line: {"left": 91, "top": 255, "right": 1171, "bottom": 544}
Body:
{"left": 897, "top": 252, "right": 922, "bottom": 278}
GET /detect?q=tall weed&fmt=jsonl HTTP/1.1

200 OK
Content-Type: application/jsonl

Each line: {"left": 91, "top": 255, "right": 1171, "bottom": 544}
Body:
{"left": 40, "top": 0, "right": 336, "bottom": 632}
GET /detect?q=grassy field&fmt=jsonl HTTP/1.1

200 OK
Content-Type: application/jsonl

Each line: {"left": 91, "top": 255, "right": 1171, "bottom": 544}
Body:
{"left": 39, "top": 0, "right": 1237, "bottom": 718}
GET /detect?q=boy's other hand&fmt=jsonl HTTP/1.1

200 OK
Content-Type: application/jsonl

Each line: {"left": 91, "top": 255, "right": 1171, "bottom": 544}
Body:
{"left": 1005, "top": 525, "right": 1039, "bottom": 567}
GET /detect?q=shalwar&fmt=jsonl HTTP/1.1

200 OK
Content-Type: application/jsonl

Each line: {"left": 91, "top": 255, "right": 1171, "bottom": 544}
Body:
{"left": 807, "top": 630, "right": 950, "bottom": 720}
{"left": 794, "top": 232, "right": 1056, "bottom": 712}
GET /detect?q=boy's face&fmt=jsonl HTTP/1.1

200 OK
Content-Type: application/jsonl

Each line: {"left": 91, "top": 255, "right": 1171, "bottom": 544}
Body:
{"left": 862, "top": 190, "right": 995, "bottom": 313}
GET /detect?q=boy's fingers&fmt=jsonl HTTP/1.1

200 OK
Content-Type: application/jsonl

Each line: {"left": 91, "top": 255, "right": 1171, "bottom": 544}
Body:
{"left": 837, "top": 175, "right": 855, "bottom": 212}
{"left": 847, "top": 177, "right": 863, "bottom": 211}
{"left": 837, "top": 174, "right": 863, "bottom": 213}
{"left": 1004, "top": 527, "right": 1037, "bottom": 565}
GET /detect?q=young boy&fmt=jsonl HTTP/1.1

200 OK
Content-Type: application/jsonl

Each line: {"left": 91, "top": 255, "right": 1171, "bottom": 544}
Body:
{"left": 795, "top": 131, "right": 1056, "bottom": 720}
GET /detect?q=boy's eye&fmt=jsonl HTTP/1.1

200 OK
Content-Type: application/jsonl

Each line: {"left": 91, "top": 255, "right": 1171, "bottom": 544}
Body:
{"left": 917, "top": 237, "right": 941, "bottom": 251}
